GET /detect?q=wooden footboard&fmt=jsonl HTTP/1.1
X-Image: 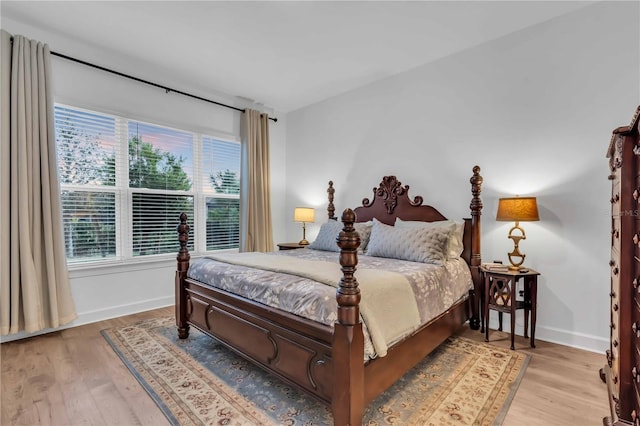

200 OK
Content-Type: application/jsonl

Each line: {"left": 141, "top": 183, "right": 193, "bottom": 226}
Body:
{"left": 175, "top": 166, "right": 483, "bottom": 425}
{"left": 179, "top": 275, "right": 335, "bottom": 403}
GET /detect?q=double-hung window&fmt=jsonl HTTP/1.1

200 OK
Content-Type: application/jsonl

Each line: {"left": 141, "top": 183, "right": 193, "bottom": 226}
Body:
{"left": 54, "top": 104, "right": 240, "bottom": 266}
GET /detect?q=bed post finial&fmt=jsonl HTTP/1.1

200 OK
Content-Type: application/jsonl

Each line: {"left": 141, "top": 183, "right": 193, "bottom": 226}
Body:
{"left": 333, "top": 208, "right": 365, "bottom": 425}
{"left": 336, "top": 208, "right": 361, "bottom": 323}
{"left": 470, "top": 166, "right": 483, "bottom": 211}
{"left": 469, "top": 166, "right": 483, "bottom": 330}
{"left": 327, "top": 180, "right": 336, "bottom": 220}
{"left": 176, "top": 213, "right": 191, "bottom": 339}
{"left": 177, "top": 212, "right": 190, "bottom": 265}
{"left": 470, "top": 166, "right": 483, "bottom": 241}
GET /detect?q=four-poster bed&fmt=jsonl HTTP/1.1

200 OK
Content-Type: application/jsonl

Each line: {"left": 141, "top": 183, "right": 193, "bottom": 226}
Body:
{"left": 175, "top": 166, "right": 483, "bottom": 425}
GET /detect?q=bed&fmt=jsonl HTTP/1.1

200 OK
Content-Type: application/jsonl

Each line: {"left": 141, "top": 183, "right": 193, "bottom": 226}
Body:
{"left": 175, "top": 166, "right": 484, "bottom": 425}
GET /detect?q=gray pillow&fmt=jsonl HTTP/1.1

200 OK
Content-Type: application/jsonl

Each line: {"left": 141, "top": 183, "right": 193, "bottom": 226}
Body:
{"left": 354, "top": 221, "right": 373, "bottom": 253}
{"left": 308, "top": 220, "right": 342, "bottom": 252}
{"left": 395, "top": 218, "right": 464, "bottom": 259}
{"left": 309, "top": 220, "right": 373, "bottom": 252}
{"left": 366, "top": 219, "right": 449, "bottom": 265}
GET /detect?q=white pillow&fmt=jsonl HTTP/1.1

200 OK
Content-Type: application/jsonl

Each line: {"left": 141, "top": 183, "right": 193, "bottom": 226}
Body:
{"left": 394, "top": 218, "right": 464, "bottom": 259}
{"left": 309, "top": 220, "right": 374, "bottom": 252}
{"left": 366, "top": 219, "right": 449, "bottom": 265}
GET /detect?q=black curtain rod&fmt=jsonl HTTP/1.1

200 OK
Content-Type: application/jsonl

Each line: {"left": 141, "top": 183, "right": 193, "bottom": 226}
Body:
{"left": 50, "top": 50, "right": 277, "bottom": 122}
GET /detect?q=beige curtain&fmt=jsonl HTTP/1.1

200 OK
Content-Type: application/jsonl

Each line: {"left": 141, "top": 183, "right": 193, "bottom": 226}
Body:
{"left": 240, "top": 109, "right": 274, "bottom": 252}
{"left": 0, "top": 30, "right": 77, "bottom": 335}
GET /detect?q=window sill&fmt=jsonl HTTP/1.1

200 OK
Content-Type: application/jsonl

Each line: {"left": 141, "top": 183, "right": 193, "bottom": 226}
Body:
{"left": 67, "top": 249, "right": 239, "bottom": 279}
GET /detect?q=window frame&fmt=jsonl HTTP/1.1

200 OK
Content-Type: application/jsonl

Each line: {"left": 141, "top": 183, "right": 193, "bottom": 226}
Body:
{"left": 54, "top": 103, "right": 241, "bottom": 269}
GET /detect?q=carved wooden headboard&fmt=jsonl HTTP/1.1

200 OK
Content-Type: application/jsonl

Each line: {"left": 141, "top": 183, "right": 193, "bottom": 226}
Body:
{"left": 325, "top": 168, "right": 483, "bottom": 270}
{"left": 352, "top": 176, "right": 447, "bottom": 225}
{"left": 327, "top": 175, "right": 451, "bottom": 224}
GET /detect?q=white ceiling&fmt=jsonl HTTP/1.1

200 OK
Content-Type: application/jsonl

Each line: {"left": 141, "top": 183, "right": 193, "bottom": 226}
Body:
{"left": 2, "top": 1, "right": 592, "bottom": 113}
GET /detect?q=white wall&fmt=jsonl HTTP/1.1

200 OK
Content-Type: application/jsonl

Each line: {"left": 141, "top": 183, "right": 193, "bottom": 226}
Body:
{"left": 1, "top": 17, "right": 288, "bottom": 342}
{"left": 285, "top": 1, "right": 640, "bottom": 352}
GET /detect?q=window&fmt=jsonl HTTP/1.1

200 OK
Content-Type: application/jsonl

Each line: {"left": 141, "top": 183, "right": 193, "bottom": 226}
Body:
{"left": 202, "top": 137, "right": 240, "bottom": 250}
{"left": 54, "top": 104, "right": 240, "bottom": 265}
{"left": 56, "top": 106, "right": 118, "bottom": 262}
{"left": 128, "top": 122, "right": 194, "bottom": 257}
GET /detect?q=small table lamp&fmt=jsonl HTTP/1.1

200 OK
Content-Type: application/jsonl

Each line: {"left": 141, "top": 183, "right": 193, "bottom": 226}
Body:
{"left": 294, "top": 207, "right": 315, "bottom": 245}
{"left": 496, "top": 196, "right": 539, "bottom": 270}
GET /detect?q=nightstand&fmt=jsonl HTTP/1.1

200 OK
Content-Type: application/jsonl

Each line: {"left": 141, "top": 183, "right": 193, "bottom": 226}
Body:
{"left": 277, "top": 243, "right": 306, "bottom": 250}
{"left": 481, "top": 267, "right": 540, "bottom": 350}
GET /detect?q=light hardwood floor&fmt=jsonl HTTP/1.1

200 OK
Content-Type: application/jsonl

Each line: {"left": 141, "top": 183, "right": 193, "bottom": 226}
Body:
{"left": 459, "top": 327, "right": 610, "bottom": 426}
{"left": 1, "top": 307, "right": 609, "bottom": 425}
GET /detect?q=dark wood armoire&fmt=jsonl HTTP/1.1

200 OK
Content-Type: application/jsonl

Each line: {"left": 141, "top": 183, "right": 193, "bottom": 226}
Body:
{"left": 604, "top": 105, "right": 640, "bottom": 426}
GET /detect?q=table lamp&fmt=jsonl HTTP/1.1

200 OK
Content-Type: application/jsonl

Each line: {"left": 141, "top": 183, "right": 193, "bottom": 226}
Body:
{"left": 294, "top": 207, "right": 315, "bottom": 245}
{"left": 496, "top": 196, "right": 539, "bottom": 270}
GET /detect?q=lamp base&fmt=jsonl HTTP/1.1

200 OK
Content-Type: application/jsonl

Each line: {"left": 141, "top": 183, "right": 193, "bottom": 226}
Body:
{"left": 507, "top": 222, "right": 526, "bottom": 271}
{"left": 298, "top": 222, "right": 310, "bottom": 246}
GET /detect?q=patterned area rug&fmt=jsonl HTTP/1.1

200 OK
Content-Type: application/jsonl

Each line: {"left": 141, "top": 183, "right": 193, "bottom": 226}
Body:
{"left": 102, "top": 317, "right": 529, "bottom": 426}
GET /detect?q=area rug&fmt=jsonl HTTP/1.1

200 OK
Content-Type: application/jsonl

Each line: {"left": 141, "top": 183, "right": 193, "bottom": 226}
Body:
{"left": 102, "top": 317, "right": 529, "bottom": 426}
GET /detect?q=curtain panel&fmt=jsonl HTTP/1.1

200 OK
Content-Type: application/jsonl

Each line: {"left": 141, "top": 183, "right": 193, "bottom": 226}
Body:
{"left": 0, "top": 30, "right": 77, "bottom": 335}
{"left": 240, "top": 109, "right": 274, "bottom": 252}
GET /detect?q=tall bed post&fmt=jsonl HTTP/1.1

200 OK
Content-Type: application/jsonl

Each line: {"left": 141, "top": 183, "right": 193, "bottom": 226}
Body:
{"left": 176, "top": 212, "right": 191, "bottom": 339}
{"left": 469, "top": 166, "right": 483, "bottom": 330}
{"left": 333, "top": 208, "right": 365, "bottom": 425}
{"left": 327, "top": 180, "right": 336, "bottom": 220}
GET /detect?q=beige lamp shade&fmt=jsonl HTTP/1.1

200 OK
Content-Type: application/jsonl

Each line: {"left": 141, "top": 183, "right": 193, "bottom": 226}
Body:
{"left": 294, "top": 207, "right": 315, "bottom": 223}
{"left": 496, "top": 197, "right": 539, "bottom": 222}
{"left": 496, "top": 196, "right": 539, "bottom": 271}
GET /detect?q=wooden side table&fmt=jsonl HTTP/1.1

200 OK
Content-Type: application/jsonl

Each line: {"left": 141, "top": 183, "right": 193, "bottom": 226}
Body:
{"left": 481, "top": 267, "right": 540, "bottom": 350}
{"left": 277, "top": 243, "right": 306, "bottom": 250}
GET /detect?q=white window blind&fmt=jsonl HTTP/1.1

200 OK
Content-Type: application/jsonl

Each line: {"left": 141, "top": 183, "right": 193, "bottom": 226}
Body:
{"left": 56, "top": 106, "right": 118, "bottom": 187}
{"left": 128, "top": 121, "right": 195, "bottom": 257}
{"left": 202, "top": 137, "right": 240, "bottom": 250}
{"left": 54, "top": 104, "right": 240, "bottom": 265}
{"left": 55, "top": 106, "right": 119, "bottom": 262}
{"left": 131, "top": 193, "right": 194, "bottom": 256}
{"left": 60, "top": 190, "right": 117, "bottom": 261}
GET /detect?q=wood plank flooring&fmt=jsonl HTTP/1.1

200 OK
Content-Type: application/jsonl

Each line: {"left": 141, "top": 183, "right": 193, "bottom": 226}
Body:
{"left": 459, "top": 327, "right": 609, "bottom": 425}
{"left": 1, "top": 307, "right": 609, "bottom": 425}
{"left": 1, "top": 308, "right": 173, "bottom": 426}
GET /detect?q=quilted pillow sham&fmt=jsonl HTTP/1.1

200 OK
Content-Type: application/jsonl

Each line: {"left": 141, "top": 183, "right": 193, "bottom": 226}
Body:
{"left": 366, "top": 218, "right": 449, "bottom": 265}
{"left": 394, "top": 218, "right": 464, "bottom": 259}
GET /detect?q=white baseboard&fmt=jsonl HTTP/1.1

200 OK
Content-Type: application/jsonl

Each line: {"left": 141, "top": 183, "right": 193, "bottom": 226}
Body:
{"left": 487, "top": 318, "right": 608, "bottom": 354}
{"left": 2, "top": 298, "right": 610, "bottom": 354}
{"left": 0, "top": 296, "right": 174, "bottom": 343}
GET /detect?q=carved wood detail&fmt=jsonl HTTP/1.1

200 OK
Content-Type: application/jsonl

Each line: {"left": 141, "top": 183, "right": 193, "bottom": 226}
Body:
{"left": 327, "top": 181, "right": 336, "bottom": 220}
{"left": 336, "top": 208, "right": 361, "bottom": 326}
{"left": 361, "top": 176, "right": 423, "bottom": 214}
{"left": 176, "top": 213, "right": 191, "bottom": 339}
